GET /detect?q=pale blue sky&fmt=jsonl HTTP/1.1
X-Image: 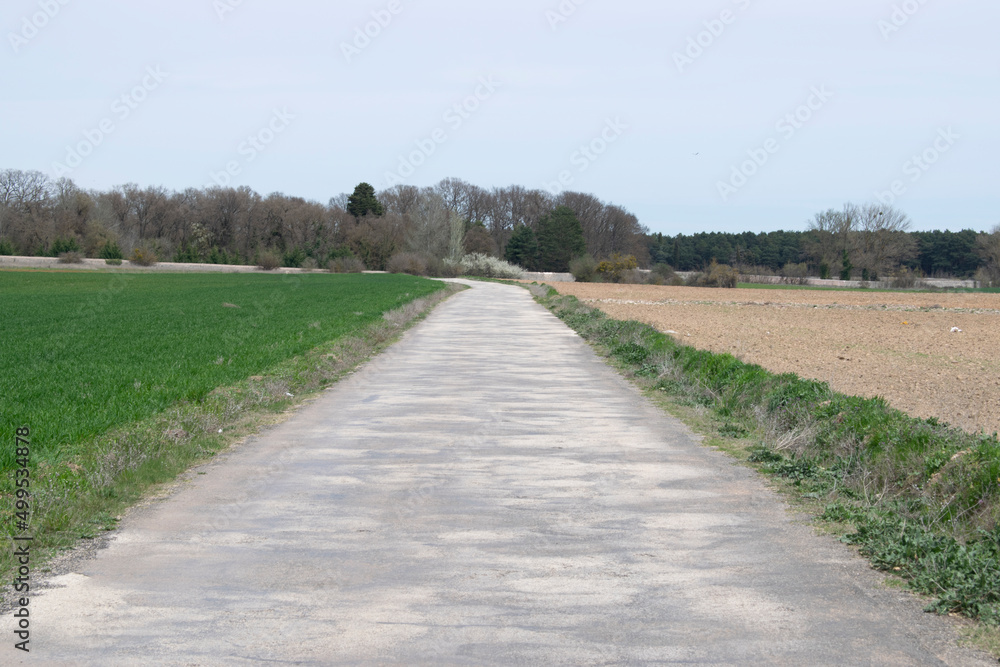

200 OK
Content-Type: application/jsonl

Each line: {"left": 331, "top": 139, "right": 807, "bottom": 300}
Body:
{"left": 3, "top": 0, "right": 997, "bottom": 234}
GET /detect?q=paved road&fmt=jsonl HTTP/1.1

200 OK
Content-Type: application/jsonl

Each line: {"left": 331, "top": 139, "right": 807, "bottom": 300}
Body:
{"left": 4, "top": 281, "right": 992, "bottom": 665}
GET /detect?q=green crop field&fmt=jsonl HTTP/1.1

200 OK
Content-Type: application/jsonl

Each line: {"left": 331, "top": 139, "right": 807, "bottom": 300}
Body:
{"left": 0, "top": 271, "right": 443, "bottom": 471}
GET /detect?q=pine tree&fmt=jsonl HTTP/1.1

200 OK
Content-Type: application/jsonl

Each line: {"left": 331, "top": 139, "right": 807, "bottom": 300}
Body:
{"left": 536, "top": 206, "right": 587, "bottom": 272}
{"left": 505, "top": 224, "right": 539, "bottom": 270}
{"left": 347, "top": 182, "right": 385, "bottom": 219}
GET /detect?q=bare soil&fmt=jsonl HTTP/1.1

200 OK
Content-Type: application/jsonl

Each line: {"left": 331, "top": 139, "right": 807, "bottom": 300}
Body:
{"left": 550, "top": 283, "right": 1000, "bottom": 436}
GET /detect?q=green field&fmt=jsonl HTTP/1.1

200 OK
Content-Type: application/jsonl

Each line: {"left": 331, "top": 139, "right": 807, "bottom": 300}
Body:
{"left": 0, "top": 271, "right": 443, "bottom": 471}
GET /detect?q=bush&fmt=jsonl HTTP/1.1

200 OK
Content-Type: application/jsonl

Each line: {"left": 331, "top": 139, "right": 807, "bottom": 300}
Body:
{"left": 99, "top": 241, "right": 124, "bottom": 260}
{"left": 460, "top": 253, "right": 524, "bottom": 279}
{"left": 256, "top": 250, "right": 282, "bottom": 271}
{"left": 105, "top": 258, "right": 123, "bottom": 266}
{"left": 0, "top": 239, "right": 17, "bottom": 256}
{"left": 891, "top": 267, "right": 919, "bottom": 289}
{"left": 327, "top": 256, "right": 366, "bottom": 274}
{"left": 975, "top": 267, "right": 999, "bottom": 289}
{"left": 386, "top": 252, "right": 428, "bottom": 276}
{"left": 57, "top": 251, "right": 84, "bottom": 264}
{"left": 651, "top": 263, "right": 678, "bottom": 282}
{"left": 596, "top": 253, "right": 638, "bottom": 283}
{"left": 569, "top": 255, "right": 598, "bottom": 282}
{"left": 50, "top": 238, "right": 80, "bottom": 256}
{"left": 282, "top": 247, "right": 307, "bottom": 268}
{"left": 687, "top": 261, "right": 738, "bottom": 288}
{"left": 130, "top": 247, "right": 158, "bottom": 267}
{"left": 781, "top": 262, "right": 809, "bottom": 279}
{"left": 427, "top": 257, "right": 464, "bottom": 278}
{"left": 300, "top": 257, "right": 319, "bottom": 272}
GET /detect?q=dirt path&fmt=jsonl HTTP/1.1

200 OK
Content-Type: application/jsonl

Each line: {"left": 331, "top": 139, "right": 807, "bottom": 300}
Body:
{"left": 1, "top": 281, "right": 992, "bottom": 664}
{"left": 551, "top": 283, "right": 1000, "bottom": 436}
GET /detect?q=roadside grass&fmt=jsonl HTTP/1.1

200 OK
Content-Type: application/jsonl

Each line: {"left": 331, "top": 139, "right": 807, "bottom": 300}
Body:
{"left": 527, "top": 284, "right": 1000, "bottom": 653}
{"left": 0, "top": 272, "right": 456, "bottom": 582}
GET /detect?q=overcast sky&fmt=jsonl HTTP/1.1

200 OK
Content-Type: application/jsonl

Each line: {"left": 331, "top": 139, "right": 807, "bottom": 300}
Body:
{"left": 3, "top": 0, "right": 997, "bottom": 235}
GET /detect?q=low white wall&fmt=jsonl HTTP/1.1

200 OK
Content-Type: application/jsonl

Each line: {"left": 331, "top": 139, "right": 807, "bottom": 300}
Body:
{"left": 521, "top": 272, "right": 575, "bottom": 282}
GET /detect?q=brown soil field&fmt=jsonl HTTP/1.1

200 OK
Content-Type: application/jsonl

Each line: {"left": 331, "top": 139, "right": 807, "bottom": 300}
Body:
{"left": 549, "top": 283, "right": 1000, "bottom": 436}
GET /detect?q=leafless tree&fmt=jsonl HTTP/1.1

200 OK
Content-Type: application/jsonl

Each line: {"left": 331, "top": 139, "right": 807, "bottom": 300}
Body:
{"left": 853, "top": 203, "right": 916, "bottom": 277}
{"left": 976, "top": 224, "right": 1000, "bottom": 285}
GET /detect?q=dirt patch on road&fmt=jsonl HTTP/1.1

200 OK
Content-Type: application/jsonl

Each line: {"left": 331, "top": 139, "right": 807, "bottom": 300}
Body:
{"left": 550, "top": 283, "right": 1000, "bottom": 436}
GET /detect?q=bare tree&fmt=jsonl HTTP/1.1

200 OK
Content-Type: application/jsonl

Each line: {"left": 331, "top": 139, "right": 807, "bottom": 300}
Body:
{"left": 976, "top": 224, "right": 1000, "bottom": 286}
{"left": 405, "top": 190, "right": 451, "bottom": 258}
{"left": 380, "top": 184, "right": 422, "bottom": 217}
{"left": 853, "top": 203, "right": 915, "bottom": 278}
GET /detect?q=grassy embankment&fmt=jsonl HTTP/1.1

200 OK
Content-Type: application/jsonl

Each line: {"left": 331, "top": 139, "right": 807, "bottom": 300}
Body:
{"left": 530, "top": 284, "right": 999, "bottom": 651}
{"left": 0, "top": 271, "right": 451, "bottom": 580}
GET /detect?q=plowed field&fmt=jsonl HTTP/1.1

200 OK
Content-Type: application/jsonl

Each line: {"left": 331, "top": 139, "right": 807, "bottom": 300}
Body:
{"left": 549, "top": 283, "right": 1000, "bottom": 436}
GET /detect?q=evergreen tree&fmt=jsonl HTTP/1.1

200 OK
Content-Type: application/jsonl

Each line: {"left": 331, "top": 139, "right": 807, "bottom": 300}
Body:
{"left": 840, "top": 249, "right": 853, "bottom": 281}
{"left": 347, "top": 182, "right": 385, "bottom": 219}
{"left": 536, "top": 206, "right": 587, "bottom": 272}
{"left": 505, "top": 224, "right": 538, "bottom": 270}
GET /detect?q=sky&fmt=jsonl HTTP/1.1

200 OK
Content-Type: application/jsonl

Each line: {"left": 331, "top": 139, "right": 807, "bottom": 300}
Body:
{"left": 2, "top": 0, "right": 998, "bottom": 236}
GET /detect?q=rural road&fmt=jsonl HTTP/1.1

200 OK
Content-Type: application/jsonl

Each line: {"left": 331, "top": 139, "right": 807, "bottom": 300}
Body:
{"left": 4, "top": 280, "right": 992, "bottom": 665}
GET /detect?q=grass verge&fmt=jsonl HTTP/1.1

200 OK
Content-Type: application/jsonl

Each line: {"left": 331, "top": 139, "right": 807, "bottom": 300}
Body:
{"left": 527, "top": 284, "right": 1000, "bottom": 655}
{"left": 0, "top": 274, "right": 461, "bottom": 583}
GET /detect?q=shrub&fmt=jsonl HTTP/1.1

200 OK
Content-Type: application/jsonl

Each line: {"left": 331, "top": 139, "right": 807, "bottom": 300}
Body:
{"left": 105, "top": 258, "right": 123, "bottom": 266}
{"left": 327, "top": 246, "right": 356, "bottom": 262}
{"left": 619, "top": 269, "right": 650, "bottom": 284}
{"left": 130, "top": 247, "right": 158, "bottom": 267}
{"left": 651, "top": 263, "right": 678, "bottom": 282}
{"left": 50, "top": 238, "right": 80, "bottom": 256}
{"left": 386, "top": 252, "right": 428, "bottom": 276}
{"left": 974, "top": 267, "right": 998, "bottom": 289}
{"left": 256, "top": 250, "right": 282, "bottom": 271}
{"left": 99, "top": 241, "right": 124, "bottom": 260}
{"left": 327, "top": 257, "right": 366, "bottom": 274}
{"left": 58, "top": 251, "right": 84, "bottom": 264}
{"left": 301, "top": 257, "right": 319, "bottom": 272}
{"left": 819, "top": 262, "right": 831, "bottom": 280}
{"left": 781, "top": 262, "right": 809, "bottom": 279}
{"left": 569, "top": 255, "right": 598, "bottom": 282}
{"left": 460, "top": 253, "right": 524, "bottom": 279}
{"left": 891, "top": 267, "right": 918, "bottom": 289}
{"left": 596, "top": 253, "right": 638, "bottom": 283}
{"left": 0, "top": 238, "right": 14, "bottom": 256}
{"left": 282, "top": 247, "right": 307, "bottom": 268}
{"left": 427, "top": 257, "right": 464, "bottom": 278}
{"left": 686, "top": 261, "right": 738, "bottom": 288}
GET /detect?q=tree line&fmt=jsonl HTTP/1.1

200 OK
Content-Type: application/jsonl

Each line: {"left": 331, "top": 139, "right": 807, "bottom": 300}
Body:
{"left": 649, "top": 202, "right": 999, "bottom": 283}
{"left": 0, "top": 169, "right": 648, "bottom": 271}
{"left": 2, "top": 168, "right": 996, "bottom": 283}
